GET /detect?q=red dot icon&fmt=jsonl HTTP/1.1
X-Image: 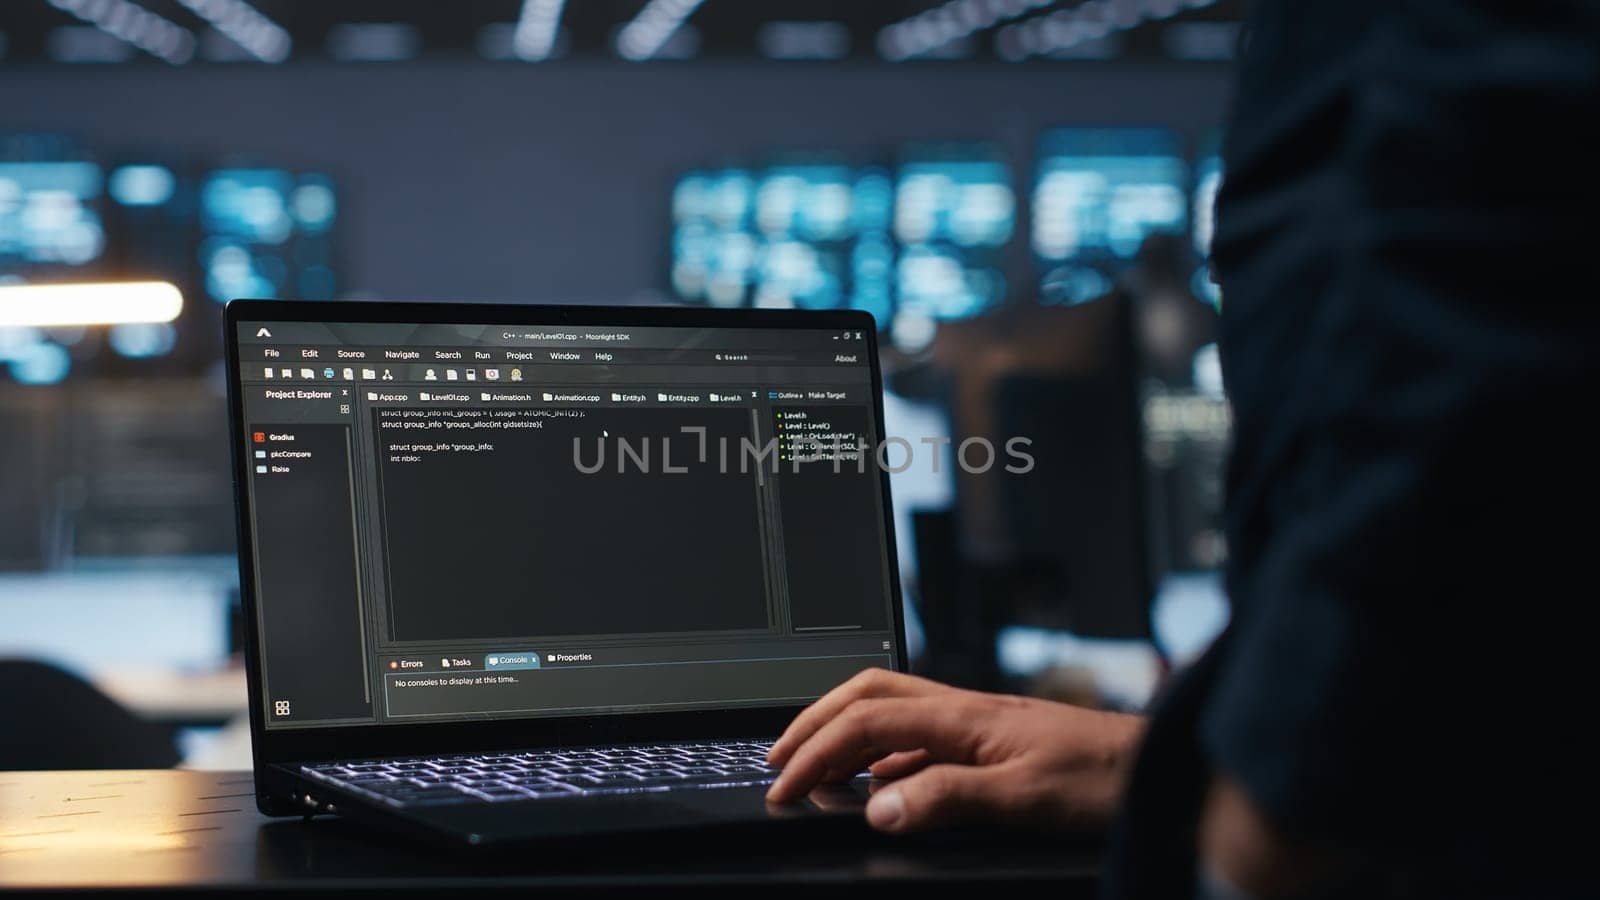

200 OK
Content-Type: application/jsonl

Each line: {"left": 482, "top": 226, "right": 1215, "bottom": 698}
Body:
{"left": 252, "top": 432, "right": 266, "bottom": 444}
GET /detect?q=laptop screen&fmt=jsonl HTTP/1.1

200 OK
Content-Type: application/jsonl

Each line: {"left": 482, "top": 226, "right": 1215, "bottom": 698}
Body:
{"left": 234, "top": 317, "right": 897, "bottom": 730}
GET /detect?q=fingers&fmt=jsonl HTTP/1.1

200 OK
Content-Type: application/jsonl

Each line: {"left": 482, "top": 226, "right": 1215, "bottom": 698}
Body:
{"left": 869, "top": 749, "right": 932, "bottom": 780}
{"left": 766, "top": 695, "right": 984, "bottom": 803}
{"left": 769, "top": 668, "right": 950, "bottom": 768}
{"left": 864, "top": 763, "right": 1007, "bottom": 833}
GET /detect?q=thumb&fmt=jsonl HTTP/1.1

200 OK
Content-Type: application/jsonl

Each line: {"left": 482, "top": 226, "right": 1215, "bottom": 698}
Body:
{"left": 865, "top": 763, "right": 1004, "bottom": 833}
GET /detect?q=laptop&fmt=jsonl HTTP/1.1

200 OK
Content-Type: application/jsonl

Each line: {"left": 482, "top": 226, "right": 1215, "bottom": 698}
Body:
{"left": 223, "top": 299, "right": 906, "bottom": 846}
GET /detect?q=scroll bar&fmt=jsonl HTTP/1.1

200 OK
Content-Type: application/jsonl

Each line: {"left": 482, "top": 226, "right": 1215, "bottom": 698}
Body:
{"left": 344, "top": 428, "right": 371, "bottom": 704}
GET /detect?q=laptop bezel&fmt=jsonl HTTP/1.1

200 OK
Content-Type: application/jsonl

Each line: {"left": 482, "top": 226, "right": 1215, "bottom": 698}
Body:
{"left": 224, "top": 299, "right": 909, "bottom": 785}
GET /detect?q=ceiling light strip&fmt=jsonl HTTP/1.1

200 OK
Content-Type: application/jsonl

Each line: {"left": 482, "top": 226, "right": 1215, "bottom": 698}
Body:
{"left": 878, "top": 0, "right": 1059, "bottom": 61}
{"left": 46, "top": 0, "right": 195, "bottom": 64}
{"left": 513, "top": 0, "right": 567, "bottom": 61}
{"left": 616, "top": 0, "right": 707, "bottom": 61}
{"left": 173, "top": 0, "right": 292, "bottom": 63}
{"left": 997, "top": 0, "right": 1219, "bottom": 60}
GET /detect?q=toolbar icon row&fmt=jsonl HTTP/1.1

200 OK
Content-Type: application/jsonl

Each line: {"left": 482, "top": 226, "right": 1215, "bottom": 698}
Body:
{"left": 265, "top": 367, "right": 397, "bottom": 381}
{"left": 422, "top": 368, "right": 522, "bottom": 382}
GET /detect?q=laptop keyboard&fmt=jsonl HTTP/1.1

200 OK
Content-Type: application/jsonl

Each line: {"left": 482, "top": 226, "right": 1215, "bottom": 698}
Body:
{"left": 302, "top": 739, "right": 789, "bottom": 807}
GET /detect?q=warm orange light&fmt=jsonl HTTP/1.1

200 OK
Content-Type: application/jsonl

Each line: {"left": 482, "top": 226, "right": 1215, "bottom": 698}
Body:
{"left": 0, "top": 281, "right": 184, "bottom": 327}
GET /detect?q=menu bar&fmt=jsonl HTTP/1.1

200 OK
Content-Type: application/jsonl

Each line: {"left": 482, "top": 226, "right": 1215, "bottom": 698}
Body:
{"left": 242, "top": 345, "right": 865, "bottom": 368}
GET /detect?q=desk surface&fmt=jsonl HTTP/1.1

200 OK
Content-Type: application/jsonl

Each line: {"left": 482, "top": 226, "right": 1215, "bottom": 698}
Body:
{"left": 0, "top": 770, "right": 1101, "bottom": 894}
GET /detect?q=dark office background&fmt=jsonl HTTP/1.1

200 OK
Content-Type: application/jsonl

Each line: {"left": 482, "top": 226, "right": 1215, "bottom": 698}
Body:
{"left": 3, "top": 64, "right": 1230, "bottom": 302}
{"left": 2, "top": 0, "right": 1236, "bottom": 769}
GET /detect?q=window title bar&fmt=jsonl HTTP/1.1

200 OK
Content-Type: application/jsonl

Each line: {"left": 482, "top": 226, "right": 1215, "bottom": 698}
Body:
{"left": 239, "top": 322, "right": 870, "bottom": 352}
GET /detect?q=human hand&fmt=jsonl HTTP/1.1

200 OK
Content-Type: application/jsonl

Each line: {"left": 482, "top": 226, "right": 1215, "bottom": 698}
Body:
{"left": 765, "top": 668, "right": 1146, "bottom": 834}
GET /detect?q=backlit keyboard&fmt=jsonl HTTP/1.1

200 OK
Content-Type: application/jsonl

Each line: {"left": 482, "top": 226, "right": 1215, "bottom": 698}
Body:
{"left": 303, "top": 739, "right": 784, "bottom": 807}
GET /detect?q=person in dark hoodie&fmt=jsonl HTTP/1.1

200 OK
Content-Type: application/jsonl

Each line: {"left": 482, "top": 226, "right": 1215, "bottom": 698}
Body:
{"left": 766, "top": 2, "right": 1600, "bottom": 896}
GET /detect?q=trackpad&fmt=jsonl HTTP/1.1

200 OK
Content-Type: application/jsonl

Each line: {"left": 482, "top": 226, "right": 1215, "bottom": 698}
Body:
{"left": 595, "top": 782, "right": 869, "bottom": 823}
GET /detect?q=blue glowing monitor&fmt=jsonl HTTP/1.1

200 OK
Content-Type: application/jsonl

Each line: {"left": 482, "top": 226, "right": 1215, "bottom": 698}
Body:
{"left": 108, "top": 164, "right": 178, "bottom": 208}
{"left": 672, "top": 168, "right": 758, "bottom": 308}
{"left": 673, "top": 169, "right": 754, "bottom": 232}
{"left": 756, "top": 163, "right": 897, "bottom": 316}
{"left": 754, "top": 164, "right": 854, "bottom": 242}
{"left": 894, "top": 158, "right": 1015, "bottom": 249}
{"left": 0, "top": 137, "right": 107, "bottom": 385}
{"left": 672, "top": 162, "right": 896, "bottom": 325}
{"left": 893, "top": 147, "right": 1015, "bottom": 321}
{"left": 750, "top": 164, "right": 853, "bottom": 310}
{"left": 0, "top": 160, "right": 106, "bottom": 269}
{"left": 201, "top": 168, "right": 295, "bottom": 243}
{"left": 200, "top": 169, "right": 337, "bottom": 303}
{"left": 1031, "top": 128, "right": 1188, "bottom": 263}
